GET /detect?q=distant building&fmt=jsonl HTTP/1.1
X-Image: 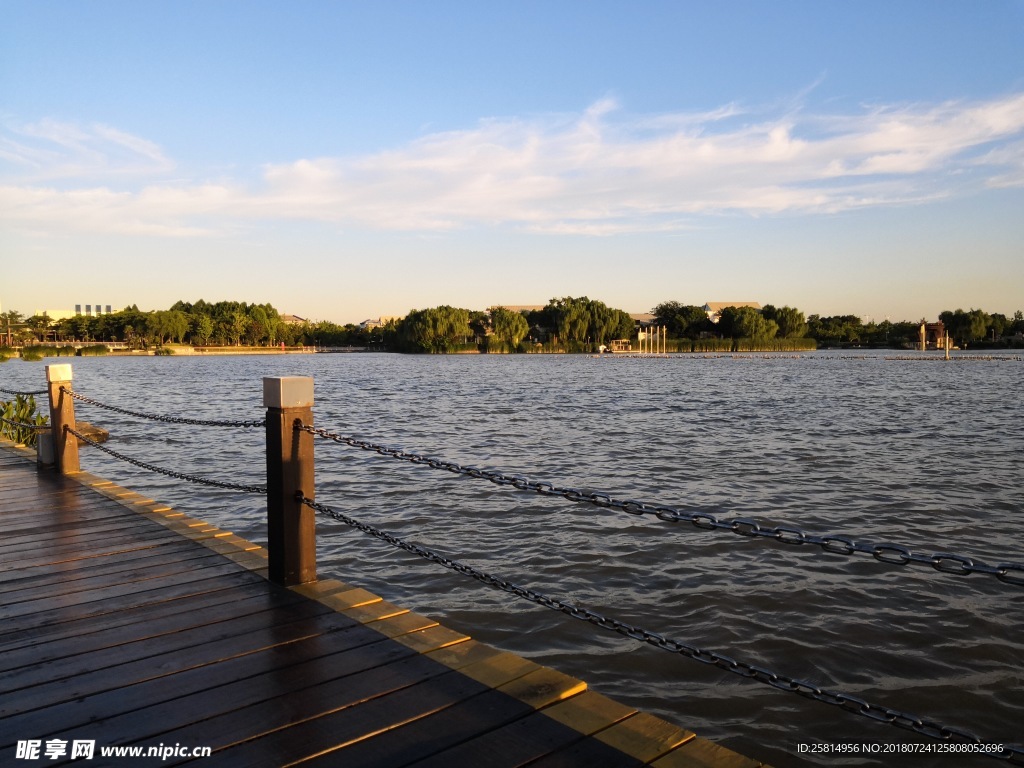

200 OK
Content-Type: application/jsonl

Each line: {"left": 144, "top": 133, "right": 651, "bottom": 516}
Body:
{"left": 359, "top": 316, "right": 401, "bottom": 330}
{"left": 703, "top": 302, "right": 762, "bottom": 323}
{"left": 73, "top": 304, "right": 114, "bottom": 317}
{"left": 279, "top": 314, "right": 306, "bottom": 325}
{"left": 33, "top": 309, "right": 77, "bottom": 321}
{"left": 920, "top": 321, "right": 946, "bottom": 349}
{"left": 489, "top": 305, "right": 546, "bottom": 314}
{"left": 630, "top": 313, "right": 657, "bottom": 327}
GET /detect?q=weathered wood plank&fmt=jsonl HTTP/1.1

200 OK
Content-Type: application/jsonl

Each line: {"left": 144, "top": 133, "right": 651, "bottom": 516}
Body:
{"left": 0, "top": 549, "right": 234, "bottom": 607}
{"left": 0, "top": 579, "right": 283, "bottom": 653}
{"left": 0, "top": 590, "right": 329, "bottom": 680}
{"left": 0, "top": 559, "right": 254, "bottom": 622}
{"left": 0, "top": 623, "right": 397, "bottom": 743}
{"left": 0, "top": 569, "right": 270, "bottom": 633}
{"left": 0, "top": 607, "right": 360, "bottom": 721}
{"left": 192, "top": 665, "right": 501, "bottom": 767}
{"left": 0, "top": 540, "right": 222, "bottom": 588}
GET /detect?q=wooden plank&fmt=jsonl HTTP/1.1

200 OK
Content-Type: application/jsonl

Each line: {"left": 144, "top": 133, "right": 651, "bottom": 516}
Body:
{"left": 401, "top": 706, "right": 616, "bottom": 768}
{"left": 0, "top": 569, "right": 270, "bottom": 634}
{"left": 298, "top": 657, "right": 593, "bottom": 768}
{"left": 187, "top": 664, "right": 499, "bottom": 768}
{"left": 0, "top": 621, "right": 398, "bottom": 743}
{"left": 570, "top": 712, "right": 694, "bottom": 765}
{"left": 0, "top": 515, "right": 148, "bottom": 543}
{"left": 295, "top": 687, "right": 536, "bottom": 768}
{"left": 0, "top": 604, "right": 363, "bottom": 721}
{"left": 0, "top": 535, "right": 192, "bottom": 575}
{"left": 0, "top": 591, "right": 337, "bottom": 696}
{"left": 652, "top": 737, "right": 765, "bottom": 768}
{"left": 0, "top": 498, "right": 138, "bottom": 524}
{"left": 0, "top": 579, "right": 285, "bottom": 653}
{"left": 0, "top": 559, "right": 253, "bottom": 622}
{"left": 0, "top": 539, "right": 222, "bottom": 588}
{"left": 539, "top": 689, "right": 637, "bottom": 735}
{"left": 0, "top": 548, "right": 233, "bottom": 607}
{"left": 0, "top": 587, "right": 301, "bottom": 674}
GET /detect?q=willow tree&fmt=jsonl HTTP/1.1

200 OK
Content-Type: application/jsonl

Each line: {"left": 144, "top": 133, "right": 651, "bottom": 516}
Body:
{"left": 490, "top": 307, "right": 530, "bottom": 351}
{"left": 718, "top": 306, "right": 778, "bottom": 341}
{"left": 397, "top": 305, "right": 472, "bottom": 353}
{"left": 761, "top": 305, "right": 807, "bottom": 338}
{"left": 542, "top": 296, "right": 632, "bottom": 349}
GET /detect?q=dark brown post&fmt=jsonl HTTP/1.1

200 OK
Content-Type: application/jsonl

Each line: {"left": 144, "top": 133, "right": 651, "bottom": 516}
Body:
{"left": 264, "top": 376, "right": 316, "bottom": 585}
{"left": 46, "top": 364, "right": 80, "bottom": 474}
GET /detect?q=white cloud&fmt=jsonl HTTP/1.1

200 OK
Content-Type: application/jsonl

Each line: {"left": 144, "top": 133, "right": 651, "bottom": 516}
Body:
{"left": 3, "top": 93, "right": 1024, "bottom": 237}
{"left": 0, "top": 119, "right": 173, "bottom": 179}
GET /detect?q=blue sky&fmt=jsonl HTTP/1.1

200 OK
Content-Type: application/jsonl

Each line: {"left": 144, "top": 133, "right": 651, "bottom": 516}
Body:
{"left": 3, "top": 1, "right": 1023, "bottom": 324}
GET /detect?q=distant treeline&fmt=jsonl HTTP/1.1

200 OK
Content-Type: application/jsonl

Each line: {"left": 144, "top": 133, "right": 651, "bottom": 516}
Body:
{"left": 653, "top": 303, "right": 1024, "bottom": 349}
{"left": 3, "top": 301, "right": 311, "bottom": 349}
{"left": 3, "top": 299, "right": 1022, "bottom": 353}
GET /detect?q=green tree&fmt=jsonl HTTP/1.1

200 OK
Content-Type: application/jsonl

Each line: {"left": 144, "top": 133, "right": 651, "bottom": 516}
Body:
{"left": 396, "top": 306, "right": 472, "bottom": 352}
{"left": 245, "top": 305, "right": 270, "bottom": 345}
{"left": 761, "top": 305, "right": 807, "bottom": 338}
{"left": 228, "top": 310, "right": 248, "bottom": 346}
{"left": 490, "top": 307, "right": 530, "bottom": 351}
{"left": 940, "top": 308, "right": 991, "bottom": 346}
{"left": 25, "top": 313, "right": 52, "bottom": 342}
{"left": 540, "top": 296, "right": 632, "bottom": 350}
{"left": 168, "top": 310, "right": 189, "bottom": 343}
{"left": 610, "top": 309, "right": 635, "bottom": 341}
{"left": 723, "top": 306, "right": 778, "bottom": 340}
{"left": 1, "top": 310, "right": 24, "bottom": 346}
{"left": 651, "top": 302, "right": 709, "bottom": 338}
{"left": 807, "top": 315, "right": 863, "bottom": 345}
{"left": 192, "top": 314, "right": 214, "bottom": 345}
{"left": 988, "top": 313, "right": 1008, "bottom": 340}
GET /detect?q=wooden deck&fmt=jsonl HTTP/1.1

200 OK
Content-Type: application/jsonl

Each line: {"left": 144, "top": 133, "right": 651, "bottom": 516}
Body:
{"left": 0, "top": 442, "right": 765, "bottom": 767}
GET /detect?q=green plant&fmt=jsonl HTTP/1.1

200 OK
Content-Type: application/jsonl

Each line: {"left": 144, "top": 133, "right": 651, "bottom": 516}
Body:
{"left": 76, "top": 345, "right": 109, "bottom": 356}
{"left": 154, "top": 347, "right": 175, "bottom": 355}
{"left": 0, "top": 394, "right": 49, "bottom": 447}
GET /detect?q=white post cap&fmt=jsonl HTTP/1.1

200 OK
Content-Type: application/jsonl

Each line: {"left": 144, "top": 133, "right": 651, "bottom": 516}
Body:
{"left": 46, "top": 364, "right": 73, "bottom": 382}
{"left": 263, "top": 377, "right": 314, "bottom": 408}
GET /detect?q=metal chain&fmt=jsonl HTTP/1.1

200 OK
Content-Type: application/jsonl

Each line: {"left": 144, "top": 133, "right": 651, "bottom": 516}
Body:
{"left": 297, "top": 424, "right": 1024, "bottom": 588}
{"left": 301, "top": 494, "right": 1022, "bottom": 763}
{"left": 0, "top": 386, "right": 49, "bottom": 396}
{"left": 0, "top": 416, "right": 49, "bottom": 431}
{"left": 68, "top": 426, "right": 267, "bottom": 494}
{"left": 62, "top": 387, "right": 266, "bottom": 428}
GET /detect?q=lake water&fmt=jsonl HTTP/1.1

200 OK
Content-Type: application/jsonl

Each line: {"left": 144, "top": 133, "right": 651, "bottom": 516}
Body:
{"left": 3, "top": 351, "right": 1022, "bottom": 767}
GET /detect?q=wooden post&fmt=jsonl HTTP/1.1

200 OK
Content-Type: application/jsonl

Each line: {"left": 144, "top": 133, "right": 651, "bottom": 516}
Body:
{"left": 46, "top": 364, "right": 80, "bottom": 474}
{"left": 264, "top": 376, "right": 316, "bottom": 585}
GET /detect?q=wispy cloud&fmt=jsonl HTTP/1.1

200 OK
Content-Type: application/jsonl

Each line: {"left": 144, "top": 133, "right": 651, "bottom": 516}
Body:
{"left": 3, "top": 94, "right": 1024, "bottom": 237}
{"left": 0, "top": 119, "right": 174, "bottom": 180}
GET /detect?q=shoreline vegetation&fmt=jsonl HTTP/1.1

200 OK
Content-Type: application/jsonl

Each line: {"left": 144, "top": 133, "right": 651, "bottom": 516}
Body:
{"left": 3, "top": 297, "right": 1023, "bottom": 361}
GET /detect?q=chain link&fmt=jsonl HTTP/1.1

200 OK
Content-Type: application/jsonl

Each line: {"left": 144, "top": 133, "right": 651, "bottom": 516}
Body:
{"left": 300, "top": 494, "right": 1022, "bottom": 763}
{"left": 297, "top": 424, "right": 1024, "bottom": 587}
{"left": 0, "top": 416, "right": 49, "bottom": 431}
{"left": 62, "top": 387, "right": 265, "bottom": 428}
{"left": 68, "top": 426, "right": 267, "bottom": 494}
{"left": 0, "top": 386, "right": 49, "bottom": 396}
